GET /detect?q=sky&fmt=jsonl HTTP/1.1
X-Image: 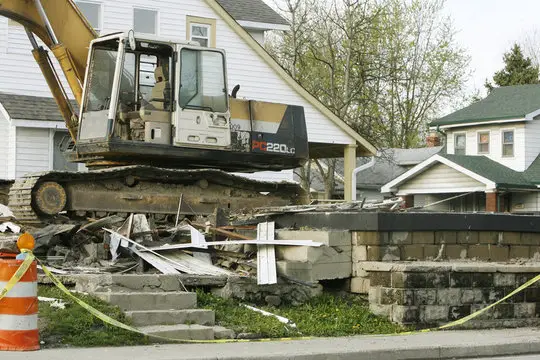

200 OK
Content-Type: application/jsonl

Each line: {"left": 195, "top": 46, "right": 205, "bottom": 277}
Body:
{"left": 442, "top": 0, "right": 540, "bottom": 96}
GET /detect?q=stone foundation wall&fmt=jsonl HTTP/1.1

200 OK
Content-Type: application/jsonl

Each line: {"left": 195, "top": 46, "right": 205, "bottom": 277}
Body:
{"left": 364, "top": 262, "right": 540, "bottom": 328}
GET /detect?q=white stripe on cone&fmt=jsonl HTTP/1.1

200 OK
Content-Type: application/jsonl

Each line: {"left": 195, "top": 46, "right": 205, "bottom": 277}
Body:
{"left": 0, "top": 281, "right": 37, "bottom": 298}
{"left": 0, "top": 314, "right": 38, "bottom": 331}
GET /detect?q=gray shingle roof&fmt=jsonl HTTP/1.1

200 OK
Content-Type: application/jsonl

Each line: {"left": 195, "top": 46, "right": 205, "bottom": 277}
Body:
{"left": 216, "top": 0, "right": 289, "bottom": 26}
{"left": 0, "top": 92, "right": 78, "bottom": 122}
{"left": 431, "top": 85, "right": 540, "bottom": 127}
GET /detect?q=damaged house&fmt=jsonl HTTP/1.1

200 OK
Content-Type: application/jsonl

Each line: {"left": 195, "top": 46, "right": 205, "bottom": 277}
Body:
{"left": 382, "top": 85, "right": 540, "bottom": 213}
{"left": 0, "top": 0, "right": 375, "bottom": 200}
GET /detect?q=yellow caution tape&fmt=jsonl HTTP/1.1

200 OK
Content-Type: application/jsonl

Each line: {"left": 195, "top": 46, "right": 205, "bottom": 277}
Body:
{"left": 5, "top": 250, "right": 540, "bottom": 342}
{"left": 0, "top": 252, "right": 35, "bottom": 301}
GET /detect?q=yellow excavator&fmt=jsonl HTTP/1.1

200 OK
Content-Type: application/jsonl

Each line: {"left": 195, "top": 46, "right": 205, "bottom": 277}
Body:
{"left": 0, "top": 0, "right": 309, "bottom": 224}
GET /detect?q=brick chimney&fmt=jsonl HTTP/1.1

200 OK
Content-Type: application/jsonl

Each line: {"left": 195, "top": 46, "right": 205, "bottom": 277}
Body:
{"left": 426, "top": 131, "right": 441, "bottom": 147}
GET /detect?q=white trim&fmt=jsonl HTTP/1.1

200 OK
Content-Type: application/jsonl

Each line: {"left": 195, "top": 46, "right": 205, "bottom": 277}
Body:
{"left": 477, "top": 130, "right": 491, "bottom": 155}
{"left": 431, "top": 118, "right": 526, "bottom": 130}
{"left": 0, "top": 103, "right": 12, "bottom": 124}
{"left": 48, "top": 129, "right": 54, "bottom": 171}
{"left": 11, "top": 119, "right": 66, "bottom": 129}
{"left": 397, "top": 186, "right": 487, "bottom": 195}
{"left": 381, "top": 154, "right": 497, "bottom": 193}
{"left": 190, "top": 22, "right": 211, "bottom": 46}
{"left": 236, "top": 20, "right": 289, "bottom": 31}
{"left": 526, "top": 108, "right": 540, "bottom": 120}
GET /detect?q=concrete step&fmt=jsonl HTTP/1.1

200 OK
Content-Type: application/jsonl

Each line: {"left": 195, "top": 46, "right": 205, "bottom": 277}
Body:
{"left": 139, "top": 324, "right": 214, "bottom": 341}
{"left": 126, "top": 309, "right": 215, "bottom": 326}
{"left": 94, "top": 291, "right": 197, "bottom": 311}
{"left": 213, "top": 325, "right": 235, "bottom": 339}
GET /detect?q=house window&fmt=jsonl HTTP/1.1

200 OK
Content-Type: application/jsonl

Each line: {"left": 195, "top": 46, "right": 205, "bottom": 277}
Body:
{"left": 454, "top": 133, "right": 466, "bottom": 155}
{"left": 190, "top": 24, "right": 211, "bottom": 47}
{"left": 76, "top": 1, "right": 102, "bottom": 32}
{"left": 186, "top": 16, "right": 216, "bottom": 48}
{"left": 478, "top": 132, "right": 490, "bottom": 154}
{"left": 502, "top": 130, "right": 514, "bottom": 157}
{"left": 134, "top": 8, "right": 158, "bottom": 35}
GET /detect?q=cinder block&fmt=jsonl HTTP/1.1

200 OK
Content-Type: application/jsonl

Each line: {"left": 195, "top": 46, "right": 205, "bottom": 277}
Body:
{"left": 389, "top": 232, "right": 412, "bottom": 245}
{"left": 370, "top": 271, "right": 391, "bottom": 287}
{"left": 368, "top": 287, "right": 381, "bottom": 303}
{"left": 316, "top": 246, "right": 351, "bottom": 264}
{"left": 457, "top": 231, "right": 479, "bottom": 245}
{"left": 425, "top": 272, "right": 450, "bottom": 288}
{"left": 352, "top": 262, "right": 369, "bottom": 277}
{"left": 276, "top": 230, "right": 351, "bottom": 246}
{"left": 352, "top": 232, "right": 384, "bottom": 246}
{"left": 437, "top": 289, "right": 461, "bottom": 306}
{"left": 530, "top": 247, "right": 540, "bottom": 258}
{"left": 423, "top": 245, "right": 441, "bottom": 260}
{"left": 276, "top": 261, "right": 314, "bottom": 282}
{"left": 412, "top": 232, "right": 434, "bottom": 244}
{"left": 448, "top": 305, "right": 471, "bottom": 321}
{"left": 420, "top": 305, "right": 448, "bottom": 323}
{"left": 392, "top": 305, "right": 419, "bottom": 324}
{"left": 514, "top": 303, "right": 536, "bottom": 318}
{"left": 367, "top": 246, "right": 381, "bottom": 261}
{"left": 479, "top": 232, "right": 499, "bottom": 244}
{"left": 521, "top": 233, "right": 540, "bottom": 246}
{"left": 380, "top": 288, "right": 413, "bottom": 305}
{"left": 381, "top": 246, "right": 400, "bottom": 261}
{"left": 509, "top": 246, "right": 530, "bottom": 260}
{"left": 352, "top": 246, "right": 367, "bottom": 262}
{"left": 489, "top": 245, "right": 509, "bottom": 262}
{"left": 492, "top": 304, "right": 514, "bottom": 319}
{"left": 392, "top": 272, "right": 428, "bottom": 288}
{"left": 312, "top": 262, "right": 351, "bottom": 280}
{"left": 494, "top": 273, "right": 516, "bottom": 287}
{"left": 402, "top": 245, "right": 423, "bottom": 261}
{"left": 350, "top": 277, "right": 370, "bottom": 294}
{"left": 369, "top": 304, "right": 392, "bottom": 317}
{"left": 501, "top": 232, "right": 521, "bottom": 245}
{"left": 450, "top": 272, "right": 472, "bottom": 288}
{"left": 275, "top": 246, "right": 324, "bottom": 263}
{"left": 445, "top": 245, "right": 468, "bottom": 260}
{"left": 461, "top": 289, "right": 485, "bottom": 304}
{"left": 468, "top": 245, "right": 490, "bottom": 260}
{"left": 470, "top": 304, "right": 493, "bottom": 320}
{"left": 414, "top": 289, "right": 437, "bottom": 305}
{"left": 435, "top": 231, "right": 457, "bottom": 244}
{"left": 471, "top": 273, "right": 494, "bottom": 287}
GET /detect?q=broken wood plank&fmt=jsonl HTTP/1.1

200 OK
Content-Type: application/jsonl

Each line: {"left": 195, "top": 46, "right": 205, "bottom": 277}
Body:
{"left": 131, "top": 248, "right": 181, "bottom": 274}
{"left": 144, "top": 238, "right": 322, "bottom": 251}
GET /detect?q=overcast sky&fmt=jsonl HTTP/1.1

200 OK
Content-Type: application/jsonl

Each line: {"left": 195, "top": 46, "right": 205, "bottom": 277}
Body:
{"left": 440, "top": 0, "right": 538, "bottom": 95}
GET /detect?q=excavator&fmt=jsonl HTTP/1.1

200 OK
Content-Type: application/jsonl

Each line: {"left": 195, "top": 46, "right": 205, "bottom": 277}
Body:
{"left": 0, "top": 0, "right": 309, "bottom": 224}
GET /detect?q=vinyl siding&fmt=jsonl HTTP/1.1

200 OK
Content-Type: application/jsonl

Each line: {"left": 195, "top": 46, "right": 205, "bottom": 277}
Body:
{"left": 0, "top": 0, "right": 353, "bottom": 145}
{"left": 445, "top": 123, "right": 526, "bottom": 171}
{"left": 398, "top": 163, "right": 485, "bottom": 195}
{"left": 7, "top": 123, "right": 16, "bottom": 179}
{"left": 524, "top": 119, "right": 540, "bottom": 169}
{"left": 15, "top": 127, "right": 50, "bottom": 178}
{"left": 0, "top": 113, "right": 9, "bottom": 179}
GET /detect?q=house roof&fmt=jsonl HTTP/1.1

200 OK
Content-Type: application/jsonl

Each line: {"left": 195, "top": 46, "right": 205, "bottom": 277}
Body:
{"left": 431, "top": 85, "right": 540, "bottom": 127}
{"left": 216, "top": 0, "right": 289, "bottom": 26}
{"left": 440, "top": 154, "right": 535, "bottom": 189}
{"left": 0, "top": 92, "right": 78, "bottom": 122}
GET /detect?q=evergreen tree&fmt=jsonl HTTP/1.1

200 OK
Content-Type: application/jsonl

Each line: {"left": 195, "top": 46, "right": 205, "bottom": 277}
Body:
{"left": 485, "top": 44, "right": 539, "bottom": 92}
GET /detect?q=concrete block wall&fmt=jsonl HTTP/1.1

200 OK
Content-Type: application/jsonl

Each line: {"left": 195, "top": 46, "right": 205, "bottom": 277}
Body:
{"left": 275, "top": 230, "right": 351, "bottom": 283}
{"left": 363, "top": 262, "right": 540, "bottom": 328}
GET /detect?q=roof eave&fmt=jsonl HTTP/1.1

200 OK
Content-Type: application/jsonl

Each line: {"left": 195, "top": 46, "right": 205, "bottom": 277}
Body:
{"left": 430, "top": 117, "right": 527, "bottom": 130}
{"left": 237, "top": 20, "right": 289, "bottom": 31}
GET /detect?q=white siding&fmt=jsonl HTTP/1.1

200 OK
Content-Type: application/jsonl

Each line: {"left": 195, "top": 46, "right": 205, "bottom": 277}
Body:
{"left": 0, "top": 113, "right": 9, "bottom": 179}
{"left": 446, "top": 123, "right": 526, "bottom": 171}
{"left": 511, "top": 192, "right": 540, "bottom": 213}
{"left": 398, "top": 163, "right": 485, "bottom": 194}
{"left": 525, "top": 119, "right": 540, "bottom": 169}
{"left": 15, "top": 128, "right": 50, "bottom": 178}
{"left": 0, "top": 0, "right": 353, "bottom": 145}
{"left": 7, "top": 122, "right": 16, "bottom": 179}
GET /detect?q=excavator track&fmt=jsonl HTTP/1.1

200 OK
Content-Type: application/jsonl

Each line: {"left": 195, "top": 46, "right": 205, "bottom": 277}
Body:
{"left": 8, "top": 166, "right": 305, "bottom": 226}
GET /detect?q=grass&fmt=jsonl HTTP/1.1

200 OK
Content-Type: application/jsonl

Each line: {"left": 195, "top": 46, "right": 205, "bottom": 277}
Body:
{"left": 38, "top": 285, "right": 148, "bottom": 348}
{"left": 196, "top": 290, "right": 407, "bottom": 338}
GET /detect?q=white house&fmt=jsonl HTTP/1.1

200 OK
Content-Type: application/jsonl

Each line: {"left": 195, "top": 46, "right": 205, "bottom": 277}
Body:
{"left": 382, "top": 85, "right": 540, "bottom": 213}
{"left": 0, "top": 0, "right": 375, "bottom": 199}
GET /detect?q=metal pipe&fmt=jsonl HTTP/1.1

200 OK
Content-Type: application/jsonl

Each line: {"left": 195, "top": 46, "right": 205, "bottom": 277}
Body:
{"left": 351, "top": 156, "right": 376, "bottom": 201}
{"left": 24, "top": 28, "right": 39, "bottom": 50}
{"left": 33, "top": 0, "right": 59, "bottom": 44}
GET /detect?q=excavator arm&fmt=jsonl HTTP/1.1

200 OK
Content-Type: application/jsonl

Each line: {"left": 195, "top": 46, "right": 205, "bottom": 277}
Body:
{"left": 0, "top": 0, "right": 97, "bottom": 139}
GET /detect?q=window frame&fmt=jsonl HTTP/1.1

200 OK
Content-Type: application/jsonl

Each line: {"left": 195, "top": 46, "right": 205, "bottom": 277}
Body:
{"left": 190, "top": 23, "right": 211, "bottom": 47}
{"left": 133, "top": 7, "right": 159, "bottom": 35}
{"left": 75, "top": 0, "right": 103, "bottom": 33}
{"left": 477, "top": 131, "right": 490, "bottom": 154}
{"left": 454, "top": 132, "right": 466, "bottom": 155}
{"left": 186, "top": 15, "right": 216, "bottom": 48}
{"left": 501, "top": 129, "right": 515, "bottom": 158}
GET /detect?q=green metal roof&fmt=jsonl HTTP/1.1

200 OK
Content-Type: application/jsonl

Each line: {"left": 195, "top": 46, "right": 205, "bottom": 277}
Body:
{"left": 431, "top": 85, "right": 540, "bottom": 127}
{"left": 440, "top": 154, "right": 536, "bottom": 189}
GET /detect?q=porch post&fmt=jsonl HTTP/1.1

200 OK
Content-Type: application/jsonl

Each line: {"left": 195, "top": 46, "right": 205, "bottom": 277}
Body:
{"left": 344, "top": 144, "right": 358, "bottom": 202}
{"left": 486, "top": 191, "right": 498, "bottom": 212}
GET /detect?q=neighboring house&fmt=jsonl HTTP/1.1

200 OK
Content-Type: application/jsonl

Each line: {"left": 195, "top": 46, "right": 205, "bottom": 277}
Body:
{"left": 0, "top": 0, "right": 375, "bottom": 198}
{"left": 382, "top": 85, "right": 540, "bottom": 213}
{"left": 305, "top": 147, "right": 442, "bottom": 201}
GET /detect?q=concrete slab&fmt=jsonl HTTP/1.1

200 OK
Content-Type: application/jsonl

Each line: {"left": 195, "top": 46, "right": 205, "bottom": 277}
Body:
{"left": 139, "top": 324, "right": 213, "bottom": 341}
{"left": 94, "top": 291, "right": 197, "bottom": 311}
{"left": 126, "top": 309, "right": 215, "bottom": 326}
{"left": 275, "top": 230, "right": 351, "bottom": 246}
